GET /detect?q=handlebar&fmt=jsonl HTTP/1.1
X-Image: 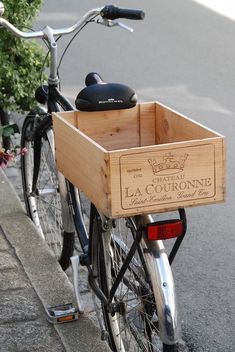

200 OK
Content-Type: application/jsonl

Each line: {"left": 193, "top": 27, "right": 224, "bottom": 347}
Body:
{"left": 0, "top": 2, "right": 145, "bottom": 85}
{"left": 0, "top": 3, "right": 145, "bottom": 41}
{"left": 0, "top": 7, "right": 103, "bottom": 39}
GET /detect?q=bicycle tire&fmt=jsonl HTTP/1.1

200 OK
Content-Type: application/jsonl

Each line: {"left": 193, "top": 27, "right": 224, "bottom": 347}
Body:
{"left": 97, "top": 216, "right": 179, "bottom": 352}
{"left": 0, "top": 109, "right": 11, "bottom": 151}
{"left": 21, "top": 112, "right": 74, "bottom": 269}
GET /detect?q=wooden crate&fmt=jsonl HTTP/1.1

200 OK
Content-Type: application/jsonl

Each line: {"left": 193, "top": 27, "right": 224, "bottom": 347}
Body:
{"left": 52, "top": 102, "right": 225, "bottom": 218}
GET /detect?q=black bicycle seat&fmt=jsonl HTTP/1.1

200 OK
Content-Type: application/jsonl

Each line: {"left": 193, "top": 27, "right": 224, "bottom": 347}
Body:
{"left": 75, "top": 72, "right": 137, "bottom": 111}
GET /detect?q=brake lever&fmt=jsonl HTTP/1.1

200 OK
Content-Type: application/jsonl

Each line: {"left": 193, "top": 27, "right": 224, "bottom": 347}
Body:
{"left": 116, "top": 21, "right": 134, "bottom": 33}
{"left": 97, "top": 18, "right": 134, "bottom": 33}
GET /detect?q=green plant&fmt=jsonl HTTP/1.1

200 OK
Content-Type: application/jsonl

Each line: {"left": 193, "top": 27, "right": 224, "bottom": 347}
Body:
{"left": 0, "top": 0, "right": 45, "bottom": 114}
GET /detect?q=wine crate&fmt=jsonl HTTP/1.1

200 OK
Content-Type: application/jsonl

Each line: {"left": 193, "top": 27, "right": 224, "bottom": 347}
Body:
{"left": 52, "top": 102, "right": 225, "bottom": 218}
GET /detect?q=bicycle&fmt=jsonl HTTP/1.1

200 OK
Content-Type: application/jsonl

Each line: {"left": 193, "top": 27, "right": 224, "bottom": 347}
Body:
{"left": 0, "top": 3, "right": 189, "bottom": 351}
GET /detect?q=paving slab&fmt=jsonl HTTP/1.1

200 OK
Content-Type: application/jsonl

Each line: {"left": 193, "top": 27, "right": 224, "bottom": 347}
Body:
{"left": 0, "top": 169, "right": 111, "bottom": 352}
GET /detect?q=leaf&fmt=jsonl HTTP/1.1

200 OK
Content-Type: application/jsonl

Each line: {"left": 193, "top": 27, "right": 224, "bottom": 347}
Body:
{"left": 6, "top": 123, "right": 20, "bottom": 134}
{"left": 2, "top": 126, "right": 14, "bottom": 137}
{"left": 2, "top": 123, "right": 20, "bottom": 137}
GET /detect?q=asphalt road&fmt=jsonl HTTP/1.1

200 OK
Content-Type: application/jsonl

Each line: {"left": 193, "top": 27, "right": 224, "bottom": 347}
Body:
{"left": 34, "top": 1, "right": 234, "bottom": 351}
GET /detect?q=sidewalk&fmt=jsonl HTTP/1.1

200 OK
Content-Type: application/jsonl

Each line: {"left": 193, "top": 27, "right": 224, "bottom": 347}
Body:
{"left": 0, "top": 169, "right": 111, "bottom": 352}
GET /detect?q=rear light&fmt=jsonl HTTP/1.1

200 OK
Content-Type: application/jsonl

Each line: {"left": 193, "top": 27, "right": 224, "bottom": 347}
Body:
{"left": 146, "top": 220, "right": 184, "bottom": 241}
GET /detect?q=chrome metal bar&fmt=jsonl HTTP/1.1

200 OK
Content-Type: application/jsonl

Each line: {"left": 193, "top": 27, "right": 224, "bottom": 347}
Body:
{"left": 0, "top": 8, "right": 102, "bottom": 40}
{"left": 144, "top": 239, "right": 181, "bottom": 344}
{"left": 43, "top": 26, "right": 58, "bottom": 84}
{"left": 52, "top": 8, "right": 102, "bottom": 36}
{"left": 70, "top": 255, "right": 84, "bottom": 313}
{"left": 142, "top": 237, "right": 181, "bottom": 344}
{"left": 0, "top": 18, "right": 43, "bottom": 38}
{"left": 140, "top": 214, "right": 181, "bottom": 345}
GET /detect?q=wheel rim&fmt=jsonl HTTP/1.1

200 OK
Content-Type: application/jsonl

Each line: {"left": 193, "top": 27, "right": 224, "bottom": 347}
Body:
{"left": 21, "top": 117, "right": 64, "bottom": 258}
{"left": 99, "top": 218, "right": 164, "bottom": 352}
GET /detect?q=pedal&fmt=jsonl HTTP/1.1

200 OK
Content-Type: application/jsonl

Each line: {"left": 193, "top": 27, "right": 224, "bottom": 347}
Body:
{"left": 46, "top": 303, "right": 79, "bottom": 324}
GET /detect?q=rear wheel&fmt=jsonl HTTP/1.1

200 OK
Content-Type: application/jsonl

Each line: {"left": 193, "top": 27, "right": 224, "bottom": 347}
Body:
{"left": 21, "top": 112, "right": 74, "bottom": 269}
{"left": 163, "top": 344, "right": 179, "bottom": 352}
{"left": 97, "top": 216, "right": 179, "bottom": 352}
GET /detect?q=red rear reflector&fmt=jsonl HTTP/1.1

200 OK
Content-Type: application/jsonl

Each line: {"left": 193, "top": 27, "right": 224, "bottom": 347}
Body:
{"left": 147, "top": 220, "right": 183, "bottom": 240}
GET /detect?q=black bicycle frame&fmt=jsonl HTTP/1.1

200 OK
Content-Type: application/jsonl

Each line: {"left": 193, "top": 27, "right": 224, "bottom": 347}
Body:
{"left": 87, "top": 208, "right": 144, "bottom": 307}
{"left": 31, "top": 84, "right": 89, "bottom": 251}
{"left": 32, "top": 85, "right": 73, "bottom": 194}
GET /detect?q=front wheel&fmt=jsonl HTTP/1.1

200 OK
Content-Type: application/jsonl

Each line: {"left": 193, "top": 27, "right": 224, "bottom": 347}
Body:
{"left": 0, "top": 108, "right": 11, "bottom": 151}
{"left": 21, "top": 112, "right": 74, "bottom": 269}
{"left": 96, "top": 216, "right": 181, "bottom": 352}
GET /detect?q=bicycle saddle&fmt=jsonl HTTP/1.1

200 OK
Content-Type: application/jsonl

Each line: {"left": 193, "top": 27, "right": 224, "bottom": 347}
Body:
{"left": 75, "top": 72, "right": 137, "bottom": 111}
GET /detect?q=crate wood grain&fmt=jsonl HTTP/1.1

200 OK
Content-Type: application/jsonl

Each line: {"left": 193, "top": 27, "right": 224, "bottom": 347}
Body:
{"left": 52, "top": 102, "right": 225, "bottom": 218}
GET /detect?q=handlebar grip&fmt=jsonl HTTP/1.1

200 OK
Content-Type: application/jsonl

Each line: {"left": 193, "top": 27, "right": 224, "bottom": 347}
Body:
{"left": 101, "top": 5, "right": 145, "bottom": 20}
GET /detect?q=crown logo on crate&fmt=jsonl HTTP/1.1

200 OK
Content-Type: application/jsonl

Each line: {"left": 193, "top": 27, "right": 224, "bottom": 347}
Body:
{"left": 148, "top": 152, "right": 188, "bottom": 175}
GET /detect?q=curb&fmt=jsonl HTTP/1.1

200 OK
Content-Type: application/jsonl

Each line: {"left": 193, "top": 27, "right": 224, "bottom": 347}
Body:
{"left": 0, "top": 169, "right": 111, "bottom": 352}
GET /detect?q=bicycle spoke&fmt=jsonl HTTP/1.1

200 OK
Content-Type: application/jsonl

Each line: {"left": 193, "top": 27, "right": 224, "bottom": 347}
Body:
{"left": 97, "top": 217, "right": 164, "bottom": 352}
